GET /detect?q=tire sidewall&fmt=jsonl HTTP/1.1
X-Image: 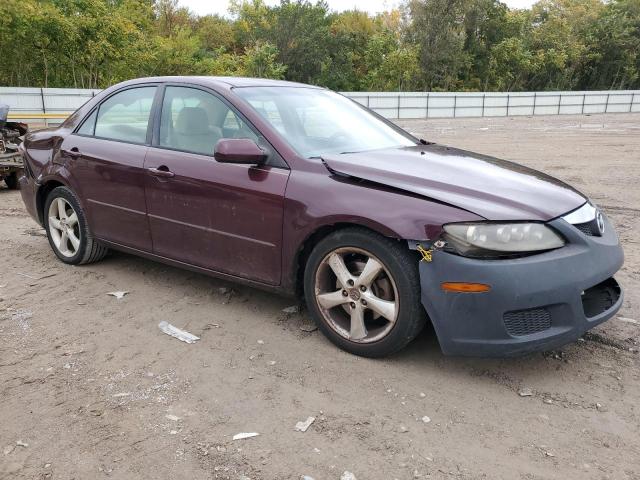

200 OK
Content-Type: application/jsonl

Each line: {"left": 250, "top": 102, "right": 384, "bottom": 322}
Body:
{"left": 44, "top": 186, "right": 88, "bottom": 265}
{"left": 304, "top": 229, "right": 424, "bottom": 357}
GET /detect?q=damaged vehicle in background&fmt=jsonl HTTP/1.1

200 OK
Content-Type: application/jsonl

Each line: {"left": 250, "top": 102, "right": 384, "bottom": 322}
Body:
{"left": 17, "top": 77, "right": 624, "bottom": 357}
{"left": 0, "top": 103, "right": 27, "bottom": 189}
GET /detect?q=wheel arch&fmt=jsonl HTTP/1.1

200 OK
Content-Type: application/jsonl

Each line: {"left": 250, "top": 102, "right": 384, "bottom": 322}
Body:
{"left": 36, "top": 180, "right": 68, "bottom": 224}
{"left": 291, "top": 221, "right": 409, "bottom": 297}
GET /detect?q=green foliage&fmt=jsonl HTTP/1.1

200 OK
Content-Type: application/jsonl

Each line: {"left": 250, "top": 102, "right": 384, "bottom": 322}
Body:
{"left": 241, "top": 41, "right": 287, "bottom": 78}
{"left": 0, "top": 0, "right": 638, "bottom": 91}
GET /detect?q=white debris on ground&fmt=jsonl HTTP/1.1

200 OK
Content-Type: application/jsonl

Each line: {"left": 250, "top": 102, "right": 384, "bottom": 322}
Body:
{"left": 232, "top": 432, "right": 260, "bottom": 440}
{"left": 299, "top": 323, "right": 318, "bottom": 332}
{"left": 617, "top": 316, "right": 639, "bottom": 325}
{"left": 8, "top": 309, "right": 33, "bottom": 332}
{"left": 295, "top": 416, "right": 316, "bottom": 432}
{"left": 421, "top": 416, "right": 431, "bottom": 424}
{"left": 518, "top": 388, "right": 533, "bottom": 397}
{"left": 282, "top": 305, "right": 300, "bottom": 314}
{"left": 106, "top": 291, "right": 129, "bottom": 299}
{"left": 158, "top": 321, "right": 200, "bottom": 344}
{"left": 341, "top": 472, "right": 357, "bottom": 480}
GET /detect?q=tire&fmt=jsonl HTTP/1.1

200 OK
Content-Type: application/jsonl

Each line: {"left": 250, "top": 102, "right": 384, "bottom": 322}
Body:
{"left": 304, "top": 227, "right": 426, "bottom": 358}
{"left": 44, "top": 186, "right": 108, "bottom": 265}
{"left": 4, "top": 172, "right": 19, "bottom": 190}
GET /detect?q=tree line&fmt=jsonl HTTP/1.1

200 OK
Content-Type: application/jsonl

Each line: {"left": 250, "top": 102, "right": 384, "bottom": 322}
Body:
{"left": 0, "top": 0, "right": 638, "bottom": 92}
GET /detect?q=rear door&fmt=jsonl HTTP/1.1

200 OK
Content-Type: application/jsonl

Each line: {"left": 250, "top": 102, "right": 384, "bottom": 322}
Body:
{"left": 143, "top": 85, "right": 289, "bottom": 285}
{"left": 61, "top": 85, "right": 157, "bottom": 252}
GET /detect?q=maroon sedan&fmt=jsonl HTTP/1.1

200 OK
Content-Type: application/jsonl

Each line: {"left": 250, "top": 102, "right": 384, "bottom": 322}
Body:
{"left": 19, "top": 77, "right": 624, "bottom": 357}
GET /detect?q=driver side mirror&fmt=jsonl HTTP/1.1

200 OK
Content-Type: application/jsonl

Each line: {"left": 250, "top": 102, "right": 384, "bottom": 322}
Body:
{"left": 214, "top": 138, "right": 266, "bottom": 165}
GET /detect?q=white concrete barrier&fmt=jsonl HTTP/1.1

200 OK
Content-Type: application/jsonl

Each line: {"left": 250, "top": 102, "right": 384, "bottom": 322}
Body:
{"left": 1, "top": 86, "right": 638, "bottom": 124}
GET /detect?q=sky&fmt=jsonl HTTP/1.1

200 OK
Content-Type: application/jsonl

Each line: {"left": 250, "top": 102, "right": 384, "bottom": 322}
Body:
{"left": 179, "top": 0, "right": 538, "bottom": 17}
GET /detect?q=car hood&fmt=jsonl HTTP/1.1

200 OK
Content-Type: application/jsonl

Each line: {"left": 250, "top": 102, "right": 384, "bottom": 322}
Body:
{"left": 321, "top": 144, "right": 586, "bottom": 221}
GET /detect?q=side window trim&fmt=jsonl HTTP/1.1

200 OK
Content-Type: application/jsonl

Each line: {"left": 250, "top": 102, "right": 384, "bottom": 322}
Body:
{"left": 151, "top": 82, "right": 288, "bottom": 169}
{"left": 71, "top": 83, "right": 160, "bottom": 146}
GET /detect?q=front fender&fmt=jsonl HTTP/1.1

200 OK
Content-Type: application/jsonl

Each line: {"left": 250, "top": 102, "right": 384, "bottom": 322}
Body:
{"left": 281, "top": 168, "right": 482, "bottom": 292}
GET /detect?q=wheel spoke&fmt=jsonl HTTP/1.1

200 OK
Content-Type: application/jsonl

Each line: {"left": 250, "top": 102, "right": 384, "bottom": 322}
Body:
{"left": 59, "top": 231, "right": 69, "bottom": 254}
{"left": 68, "top": 230, "right": 80, "bottom": 251}
{"left": 48, "top": 216, "right": 62, "bottom": 231}
{"left": 357, "top": 257, "right": 383, "bottom": 288}
{"left": 327, "top": 253, "right": 354, "bottom": 288}
{"left": 349, "top": 305, "right": 367, "bottom": 340}
{"left": 56, "top": 198, "right": 68, "bottom": 219}
{"left": 364, "top": 294, "right": 397, "bottom": 323}
{"left": 317, "top": 289, "right": 348, "bottom": 310}
{"left": 50, "top": 225, "right": 61, "bottom": 248}
{"left": 66, "top": 212, "right": 78, "bottom": 227}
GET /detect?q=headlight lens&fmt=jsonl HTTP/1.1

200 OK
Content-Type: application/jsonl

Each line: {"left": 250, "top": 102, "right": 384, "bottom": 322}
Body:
{"left": 443, "top": 222, "right": 565, "bottom": 257}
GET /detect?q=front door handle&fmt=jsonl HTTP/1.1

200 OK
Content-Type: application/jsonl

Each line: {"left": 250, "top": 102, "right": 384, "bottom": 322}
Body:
{"left": 147, "top": 166, "right": 175, "bottom": 178}
{"left": 61, "top": 147, "right": 82, "bottom": 158}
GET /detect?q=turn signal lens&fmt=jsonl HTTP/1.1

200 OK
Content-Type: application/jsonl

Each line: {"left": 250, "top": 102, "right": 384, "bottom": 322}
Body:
{"left": 441, "top": 282, "right": 491, "bottom": 293}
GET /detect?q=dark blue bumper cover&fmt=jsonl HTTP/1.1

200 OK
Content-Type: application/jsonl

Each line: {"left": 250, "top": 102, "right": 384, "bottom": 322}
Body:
{"left": 419, "top": 216, "right": 624, "bottom": 356}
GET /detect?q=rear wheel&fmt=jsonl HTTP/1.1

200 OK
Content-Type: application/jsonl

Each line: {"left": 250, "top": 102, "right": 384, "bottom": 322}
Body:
{"left": 44, "top": 186, "right": 108, "bottom": 265}
{"left": 4, "top": 172, "right": 18, "bottom": 190}
{"left": 304, "top": 228, "right": 426, "bottom": 357}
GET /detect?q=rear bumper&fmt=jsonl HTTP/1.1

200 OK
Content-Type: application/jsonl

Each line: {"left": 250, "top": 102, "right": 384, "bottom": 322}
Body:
{"left": 419, "top": 216, "right": 624, "bottom": 356}
{"left": 19, "top": 173, "right": 40, "bottom": 224}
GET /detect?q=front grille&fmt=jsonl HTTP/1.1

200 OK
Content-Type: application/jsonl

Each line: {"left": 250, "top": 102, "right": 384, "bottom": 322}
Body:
{"left": 573, "top": 219, "right": 599, "bottom": 236}
{"left": 582, "top": 278, "right": 620, "bottom": 318}
{"left": 503, "top": 308, "right": 552, "bottom": 337}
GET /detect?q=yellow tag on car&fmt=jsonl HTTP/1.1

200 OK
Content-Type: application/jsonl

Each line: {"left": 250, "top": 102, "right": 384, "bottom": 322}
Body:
{"left": 416, "top": 244, "right": 433, "bottom": 263}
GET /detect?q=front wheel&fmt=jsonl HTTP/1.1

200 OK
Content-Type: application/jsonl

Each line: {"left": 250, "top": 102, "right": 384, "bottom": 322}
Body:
{"left": 44, "top": 186, "right": 108, "bottom": 265}
{"left": 304, "top": 228, "right": 426, "bottom": 357}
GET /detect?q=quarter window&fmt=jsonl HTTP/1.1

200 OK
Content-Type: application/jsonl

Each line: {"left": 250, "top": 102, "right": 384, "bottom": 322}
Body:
{"left": 94, "top": 87, "right": 156, "bottom": 144}
{"left": 159, "top": 86, "right": 258, "bottom": 156}
{"left": 77, "top": 109, "right": 97, "bottom": 136}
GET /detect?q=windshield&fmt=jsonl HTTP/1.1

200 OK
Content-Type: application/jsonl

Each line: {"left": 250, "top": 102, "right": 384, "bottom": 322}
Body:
{"left": 234, "top": 87, "right": 417, "bottom": 158}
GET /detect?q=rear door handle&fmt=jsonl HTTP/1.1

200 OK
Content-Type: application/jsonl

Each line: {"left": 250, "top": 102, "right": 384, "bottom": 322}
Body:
{"left": 147, "top": 166, "right": 175, "bottom": 178}
{"left": 61, "top": 147, "right": 82, "bottom": 158}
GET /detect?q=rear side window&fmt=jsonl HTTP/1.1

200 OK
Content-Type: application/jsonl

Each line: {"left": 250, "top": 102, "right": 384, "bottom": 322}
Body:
{"left": 94, "top": 87, "right": 156, "bottom": 144}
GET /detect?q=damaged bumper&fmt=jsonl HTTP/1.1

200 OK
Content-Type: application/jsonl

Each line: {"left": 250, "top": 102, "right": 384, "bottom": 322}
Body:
{"left": 418, "top": 216, "right": 624, "bottom": 356}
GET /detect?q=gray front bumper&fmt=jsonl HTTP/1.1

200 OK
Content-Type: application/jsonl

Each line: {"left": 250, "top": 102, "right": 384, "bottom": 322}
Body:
{"left": 419, "top": 216, "right": 624, "bottom": 356}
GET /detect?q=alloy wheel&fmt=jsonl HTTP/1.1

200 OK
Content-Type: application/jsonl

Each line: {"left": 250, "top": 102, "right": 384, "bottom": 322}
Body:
{"left": 48, "top": 197, "right": 81, "bottom": 258}
{"left": 314, "top": 247, "right": 399, "bottom": 343}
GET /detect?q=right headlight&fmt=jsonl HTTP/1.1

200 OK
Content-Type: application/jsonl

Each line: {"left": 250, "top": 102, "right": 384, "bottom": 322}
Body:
{"left": 442, "top": 222, "right": 565, "bottom": 258}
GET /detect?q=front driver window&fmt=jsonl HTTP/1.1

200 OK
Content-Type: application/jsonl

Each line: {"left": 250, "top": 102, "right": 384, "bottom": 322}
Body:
{"left": 159, "top": 86, "right": 258, "bottom": 156}
{"left": 94, "top": 87, "right": 156, "bottom": 144}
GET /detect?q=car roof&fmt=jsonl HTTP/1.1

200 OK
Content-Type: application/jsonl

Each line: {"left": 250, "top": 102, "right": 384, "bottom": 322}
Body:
{"left": 118, "top": 76, "right": 322, "bottom": 90}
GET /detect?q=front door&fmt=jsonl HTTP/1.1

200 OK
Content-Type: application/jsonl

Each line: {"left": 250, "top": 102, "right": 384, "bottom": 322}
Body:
{"left": 143, "top": 85, "right": 289, "bottom": 285}
{"left": 62, "top": 86, "right": 157, "bottom": 252}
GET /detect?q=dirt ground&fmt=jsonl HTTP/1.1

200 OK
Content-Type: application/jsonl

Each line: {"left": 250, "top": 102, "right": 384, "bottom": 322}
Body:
{"left": 1, "top": 113, "right": 639, "bottom": 480}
